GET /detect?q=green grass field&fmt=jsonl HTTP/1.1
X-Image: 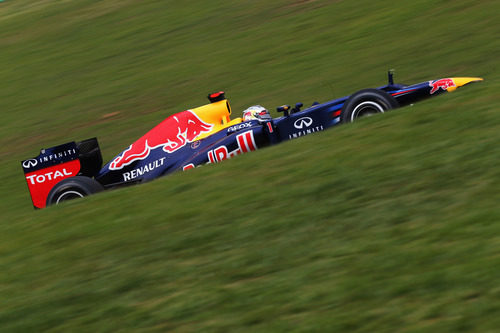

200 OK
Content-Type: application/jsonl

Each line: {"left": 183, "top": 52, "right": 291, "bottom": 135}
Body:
{"left": 1, "top": 0, "right": 499, "bottom": 331}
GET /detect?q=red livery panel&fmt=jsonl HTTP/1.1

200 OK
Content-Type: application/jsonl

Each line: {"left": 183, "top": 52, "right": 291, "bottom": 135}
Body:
{"left": 24, "top": 159, "right": 81, "bottom": 209}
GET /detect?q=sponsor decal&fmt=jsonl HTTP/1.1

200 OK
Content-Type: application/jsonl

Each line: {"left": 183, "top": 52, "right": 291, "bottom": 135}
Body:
{"left": 429, "top": 78, "right": 455, "bottom": 94}
{"left": 207, "top": 130, "right": 257, "bottom": 163}
{"left": 293, "top": 117, "right": 313, "bottom": 129}
{"left": 190, "top": 140, "right": 201, "bottom": 149}
{"left": 227, "top": 121, "right": 253, "bottom": 133}
{"left": 122, "top": 157, "right": 166, "bottom": 181}
{"left": 39, "top": 148, "right": 77, "bottom": 163}
{"left": 288, "top": 125, "right": 324, "bottom": 139}
{"left": 24, "top": 159, "right": 81, "bottom": 209}
{"left": 22, "top": 159, "right": 38, "bottom": 169}
{"left": 289, "top": 115, "right": 323, "bottom": 139}
{"left": 26, "top": 168, "right": 73, "bottom": 185}
{"left": 109, "top": 110, "right": 213, "bottom": 170}
{"left": 22, "top": 148, "right": 78, "bottom": 171}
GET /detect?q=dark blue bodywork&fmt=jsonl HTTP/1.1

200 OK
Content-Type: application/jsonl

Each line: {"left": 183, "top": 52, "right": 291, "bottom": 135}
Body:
{"left": 22, "top": 74, "right": 482, "bottom": 208}
{"left": 95, "top": 77, "right": 470, "bottom": 187}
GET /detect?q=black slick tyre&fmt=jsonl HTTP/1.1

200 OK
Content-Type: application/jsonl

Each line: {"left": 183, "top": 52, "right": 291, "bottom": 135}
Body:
{"left": 46, "top": 176, "right": 104, "bottom": 206}
{"left": 341, "top": 89, "right": 399, "bottom": 123}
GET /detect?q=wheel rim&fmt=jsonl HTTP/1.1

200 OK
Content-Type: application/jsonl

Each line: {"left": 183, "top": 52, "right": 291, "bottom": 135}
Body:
{"left": 351, "top": 101, "right": 385, "bottom": 121}
{"left": 56, "top": 190, "right": 85, "bottom": 204}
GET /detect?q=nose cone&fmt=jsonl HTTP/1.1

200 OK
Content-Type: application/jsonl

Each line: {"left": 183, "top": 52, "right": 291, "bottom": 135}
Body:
{"left": 447, "top": 77, "right": 483, "bottom": 92}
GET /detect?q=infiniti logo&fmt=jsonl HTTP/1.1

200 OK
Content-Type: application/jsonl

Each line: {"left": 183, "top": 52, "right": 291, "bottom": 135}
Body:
{"left": 294, "top": 117, "right": 313, "bottom": 129}
{"left": 22, "top": 159, "right": 38, "bottom": 169}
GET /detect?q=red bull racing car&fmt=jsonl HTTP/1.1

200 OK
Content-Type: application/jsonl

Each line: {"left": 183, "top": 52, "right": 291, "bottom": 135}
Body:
{"left": 21, "top": 73, "right": 482, "bottom": 209}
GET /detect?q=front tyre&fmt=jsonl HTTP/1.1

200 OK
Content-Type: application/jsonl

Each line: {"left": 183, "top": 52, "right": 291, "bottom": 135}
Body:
{"left": 341, "top": 89, "right": 399, "bottom": 123}
{"left": 46, "top": 176, "right": 104, "bottom": 206}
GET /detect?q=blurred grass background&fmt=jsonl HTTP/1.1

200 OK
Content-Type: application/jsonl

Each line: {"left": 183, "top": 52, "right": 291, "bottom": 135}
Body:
{"left": 1, "top": 0, "right": 499, "bottom": 331}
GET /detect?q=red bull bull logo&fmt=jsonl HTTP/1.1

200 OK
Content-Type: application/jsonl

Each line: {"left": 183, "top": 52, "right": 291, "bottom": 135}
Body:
{"left": 429, "top": 78, "right": 455, "bottom": 94}
{"left": 109, "top": 110, "right": 213, "bottom": 170}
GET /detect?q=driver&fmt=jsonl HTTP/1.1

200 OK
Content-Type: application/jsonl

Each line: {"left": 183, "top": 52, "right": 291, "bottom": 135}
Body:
{"left": 242, "top": 105, "right": 272, "bottom": 122}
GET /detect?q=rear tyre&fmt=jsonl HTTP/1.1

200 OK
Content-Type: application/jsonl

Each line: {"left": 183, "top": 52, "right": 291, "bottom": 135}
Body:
{"left": 341, "top": 89, "right": 399, "bottom": 123}
{"left": 46, "top": 176, "right": 104, "bottom": 206}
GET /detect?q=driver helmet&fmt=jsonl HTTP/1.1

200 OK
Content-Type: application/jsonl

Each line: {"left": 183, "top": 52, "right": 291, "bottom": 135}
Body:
{"left": 242, "top": 105, "right": 272, "bottom": 122}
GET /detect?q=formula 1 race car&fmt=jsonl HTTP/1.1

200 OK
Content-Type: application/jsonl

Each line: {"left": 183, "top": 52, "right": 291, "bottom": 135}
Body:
{"left": 21, "top": 73, "right": 482, "bottom": 209}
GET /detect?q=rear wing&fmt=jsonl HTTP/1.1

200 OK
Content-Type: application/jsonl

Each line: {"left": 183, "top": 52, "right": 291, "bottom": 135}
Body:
{"left": 21, "top": 138, "right": 103, "bottom": 209}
